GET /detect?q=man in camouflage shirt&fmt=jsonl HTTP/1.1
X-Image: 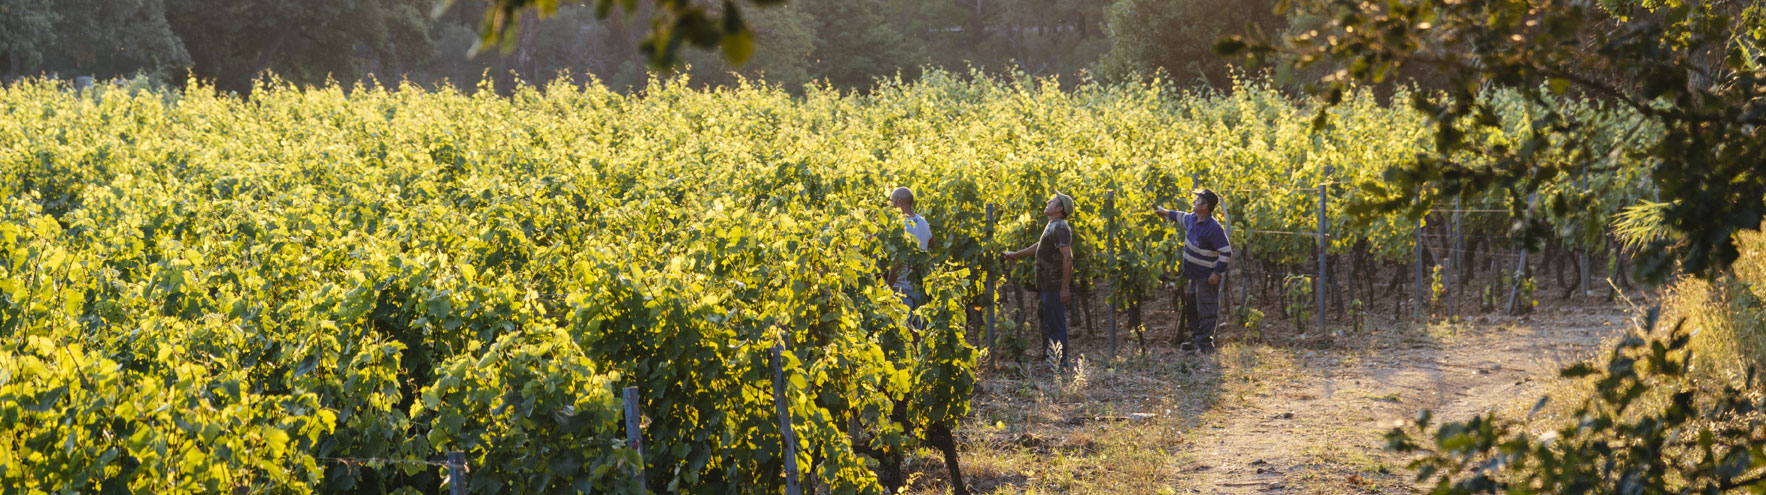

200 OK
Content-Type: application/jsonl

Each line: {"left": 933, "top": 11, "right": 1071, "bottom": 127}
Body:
{"left": 1005, "top": 193, "right": 1075, "bottom": 367}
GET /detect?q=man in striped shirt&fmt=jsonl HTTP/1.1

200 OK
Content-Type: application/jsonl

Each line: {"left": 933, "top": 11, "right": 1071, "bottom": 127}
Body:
{"left": 1153, "top": 188, "right": 1232, "bottom": 353}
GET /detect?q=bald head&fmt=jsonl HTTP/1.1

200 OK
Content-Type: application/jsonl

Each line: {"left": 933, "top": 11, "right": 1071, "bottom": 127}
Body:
{"left": 890, "top": 187, "right": 915, "bottom": 211}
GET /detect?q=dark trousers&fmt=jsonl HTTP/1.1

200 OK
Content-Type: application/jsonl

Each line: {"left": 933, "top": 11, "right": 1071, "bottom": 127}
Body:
{"left": 1039, "top": 291, "right": 1070, "bottom": 366}
{"left": 895, "top": 285, "right": 924, "bottom": 329}
{"left": 1184, "top": 280, "right": 1220, "bottom": 352}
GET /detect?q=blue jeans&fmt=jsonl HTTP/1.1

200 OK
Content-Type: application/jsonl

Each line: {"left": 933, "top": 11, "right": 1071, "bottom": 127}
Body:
{"left": 895, "top": 283, "right": 923, "bottom": 329}
{"left": 1039, "top": 291, "right": 1070, "bottom": 366}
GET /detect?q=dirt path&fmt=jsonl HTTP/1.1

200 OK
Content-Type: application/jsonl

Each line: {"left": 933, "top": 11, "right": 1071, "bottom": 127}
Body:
{"left": 1174, "top": 306, "right": 1641, "bottom": 493}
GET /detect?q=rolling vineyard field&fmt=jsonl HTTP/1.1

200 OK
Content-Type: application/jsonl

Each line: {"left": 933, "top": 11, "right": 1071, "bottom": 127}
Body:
{"left": 0, "top": 72, "right": 1654, "bottom": 494}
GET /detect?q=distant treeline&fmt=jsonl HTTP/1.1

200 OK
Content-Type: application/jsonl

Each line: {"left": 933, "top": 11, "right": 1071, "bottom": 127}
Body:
{"left": 0, "top": 0, "right": 1321, "bottom": 93}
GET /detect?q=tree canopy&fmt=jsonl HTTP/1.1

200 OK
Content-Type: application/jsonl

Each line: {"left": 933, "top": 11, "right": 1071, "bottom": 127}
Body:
{"left": 1215, "top": 0, "right": 1766, "bottom": 490}
{"left": 168, "top": 0, "right": 434, "bottom": 91}
{"left": 2, "top": 0, "right": 1292, "bottom": 93}
{"left": 1094, "top": 0, "right": 1283, "bottom": 86}
{"left": 1219, "top": 0, "right": 1766, "bottom": 282}
{"left": 0, "top": 0, "right": 190, "bottom": 80}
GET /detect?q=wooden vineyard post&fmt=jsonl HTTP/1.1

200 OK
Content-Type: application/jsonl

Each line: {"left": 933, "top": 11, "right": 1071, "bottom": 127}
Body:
{"left": 1235, "top": 196, "right": 1249, "bottom": 316}
{"left": 1218, "top": 205, "right": 1232, "bottom": 328}
{"left": 986, "top": 203, "right": 997, "bottom": 360}
{"left": 1505, "top": 246, "right": 1531, "bottom": 314}
{"left": 1579, "top": 171, "right": 1592, "bottom": 298}
{"left": 1220, "top": 197, "right": 1238, "bottom": 335}
{"left": 448, "top": 451, "right": 467, "bottom": 495}
{"left": 1414, "top": 217, "right": 1424, "bottom": 322}
{"left": 1579, "top": 245, "right": 1592, "bottom": 298}
{"left": 1452, "top": 197, "right": 1462, "bottom": 319}
{"left": 1506, "top": 193, "right": 1539, "bottom": 314}
{"left": 1316, "top": 167, "right": 1330, "bottom": 336}
{"left": 1107, "top": 189, "right": 1117, "bottom": 359}
{"left": 623, "top": 386, "right": 645, "bottom": 493}
{"left": 772, "top": 345, "right": 803, "bottom": 495}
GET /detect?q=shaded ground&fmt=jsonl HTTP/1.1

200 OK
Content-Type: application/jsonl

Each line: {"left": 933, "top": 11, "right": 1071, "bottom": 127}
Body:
{"left": 904, "top": 286, "right": 1652, "bottom": 494}
{"left": 1175, "top": 305, "right": 1641, "bottom": 494}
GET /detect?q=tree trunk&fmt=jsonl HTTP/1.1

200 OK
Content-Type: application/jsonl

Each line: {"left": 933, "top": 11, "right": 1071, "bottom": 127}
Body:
{"left": 1128, "top": 302, "right": 1145, "bottom": 354}
{"left": 1174, "top": 280, "right": 1188, "bottom": 347}
{"left": 927, "top": 424, "right": 968, "bottom": 495}
{"left": 1559, "top": 244, "right": 1572, "bottom": 291}
{"left": 1364, "top": 254, "right": 1377, "bottom": 312}
{"left": 872, "top": 447, "right": 904, "bottom": 493}
{"left": 1541, "top": 241, "right": 1556, "bottom": 285}
{"left": 1457, "top": 236, "right": 1472, "bottom": 289}
{"left": 1390, "top": 264, "right": 1406, "bottom": 319}
{"left": 1077, "top": 287, "right": 1094, "bottom": 339}
{"left": 1556, "top": 244, "right": 1576, "bottom": 299}
{"left": 1490, "top": 255, "right": 1500, "bottom": 285}
{"left": 1330, "top": 253, "right": 1345, "bottom": 318}
{"left": 1614, "top": 240, "right": 1634, "bottom": 290}
{"left": 864, "top": 399, "right": 913, "bottom": 493}
{"left": 1345, "top": 250, "right": 1359, "bottom": 311}
{"left": 1014, "top": 286, "right": 1028, "bottom": 363}
{"left": 1259, "top": 259, "right": 1272, "bottom": 305}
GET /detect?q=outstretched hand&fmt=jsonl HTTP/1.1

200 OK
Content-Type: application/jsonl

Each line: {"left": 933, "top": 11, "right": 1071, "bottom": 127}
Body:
{"left": 1152, "top": 205, "right": 1168, "bottom": 217}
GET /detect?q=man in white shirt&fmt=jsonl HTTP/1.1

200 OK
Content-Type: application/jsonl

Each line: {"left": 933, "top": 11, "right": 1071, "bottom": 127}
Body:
{"left": 887, "top": 187, "right": 932, "bottom": 311}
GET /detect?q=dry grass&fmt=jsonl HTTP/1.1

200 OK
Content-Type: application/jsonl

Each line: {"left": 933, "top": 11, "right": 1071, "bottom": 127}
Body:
{"left": 1525, "top": 237, "right": 1766, "bottom": 421}
{"left": 899, "top": 262, "right": 1656, "bottom": 494}
{"left": 1286, "top": 436, "right": 1403, "bottom": 495}
{"left": 1501, "top": 230, "right": 1766, "bottom": 489}
{"left": 898, "top": 342, "right": 1304, "bottom": 494}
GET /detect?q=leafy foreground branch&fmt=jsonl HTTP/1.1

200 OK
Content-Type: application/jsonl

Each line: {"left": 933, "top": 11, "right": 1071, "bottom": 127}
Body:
{"left": 1385, "top": 308, "right": 1766, "bottom": 494}
{"left": 1220, "top": 0, "right": 1766, "bottom": 283}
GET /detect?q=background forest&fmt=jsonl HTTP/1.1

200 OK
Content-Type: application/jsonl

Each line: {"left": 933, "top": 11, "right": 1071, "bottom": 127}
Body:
{"left": 0, "top": 0, "right": 1302, "bottom": 92}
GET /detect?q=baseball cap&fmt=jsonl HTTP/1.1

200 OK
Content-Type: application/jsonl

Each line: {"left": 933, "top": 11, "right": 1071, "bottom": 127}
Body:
{"left": 1193, "top": 188, "right": 1219, "bottom": 208}
{"left": 1053, "top": 193, "right": 1075, "bottom": 217}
